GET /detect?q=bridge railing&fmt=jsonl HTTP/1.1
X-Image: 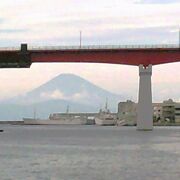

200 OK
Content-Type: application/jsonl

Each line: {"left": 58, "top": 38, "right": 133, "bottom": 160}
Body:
{"left": 0, "top": 44, "right": 179, "bottom": 51}
{"left": 29, "top": 44, "right": 179, "bottom": 50}
{"left": 0, "top": 47, "right": 21, "bottom": 51}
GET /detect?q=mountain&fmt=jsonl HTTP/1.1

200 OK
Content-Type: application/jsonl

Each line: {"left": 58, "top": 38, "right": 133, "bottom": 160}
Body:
{"left": 0, "top": 73, "right": 125, "bottom": 120}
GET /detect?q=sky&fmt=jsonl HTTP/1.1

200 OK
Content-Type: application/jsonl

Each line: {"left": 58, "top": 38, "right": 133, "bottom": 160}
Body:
{"left": 0, "top": 0, "right": 180, "bottom": 102}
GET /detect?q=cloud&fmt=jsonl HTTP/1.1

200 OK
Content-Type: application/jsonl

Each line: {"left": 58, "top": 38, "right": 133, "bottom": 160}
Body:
{"left": 72, "top": 90, "right": 89, "bottom": 101}
{"left": 0, "top": 18, "right": 4, "bottom": 23}
{"left": 153, "top": 82, "right": 180, "bottom": 102}
{"left": 0, "top": 25, "right": 178, "bottom": 47}
{"left": 0, "top": 29, "right": 29, "bottom": 34}
{"left": 20, "top": 26, "right": 178, "bottom": 46}
{"left": 0, "top": 0, "right": 179, "bottom": 46}
{"left": 0, "top": 2, "right": 179, "bottom": 46}
{"left": 40, "top": 89, "right": 89, "bottom": 101}
{"left": 40, "top": 90, "right": 65, "bottom": 100}
{"left": 136, "top": 0, "right": 180, "bottom": 4}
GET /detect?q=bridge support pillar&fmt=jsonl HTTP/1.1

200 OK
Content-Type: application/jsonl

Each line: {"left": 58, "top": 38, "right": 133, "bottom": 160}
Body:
{"left": 137, "top": 64, "right": 153, "bottom": 131}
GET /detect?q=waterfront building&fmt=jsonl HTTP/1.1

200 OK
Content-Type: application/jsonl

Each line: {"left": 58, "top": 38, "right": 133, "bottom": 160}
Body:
{"left": 118, "top": 99, "right": 180, "bottom": 124}
{"left": 160, "top": 99, "right": 180, "bottom": 123}
{"left": 153, "top": 103, "right": 163, "bottom": 122}
{"left": 162, "top": 99, "right": 175, "bottom": 123}
{"left": 117, "top": 100, "right": 137, "bottom": 125}
{"left": 175, "top": 103, "right": 180, "bottom": 123}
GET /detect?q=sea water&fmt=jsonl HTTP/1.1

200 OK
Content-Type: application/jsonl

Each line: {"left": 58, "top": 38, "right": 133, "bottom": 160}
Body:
{"left": 0, "top": 125, "right": 180, "bottom": 180}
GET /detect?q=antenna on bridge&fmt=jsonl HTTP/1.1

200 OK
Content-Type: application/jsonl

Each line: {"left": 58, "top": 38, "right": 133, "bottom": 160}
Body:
{"left": 80, "top": 30, "right": 82, "bottom": 48}
{"left": 179, "top": 28, "right": 180, "bottom": 49}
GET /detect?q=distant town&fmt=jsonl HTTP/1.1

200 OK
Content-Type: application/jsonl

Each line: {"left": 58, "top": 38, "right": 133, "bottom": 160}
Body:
{"left": 118, "top": 99, "right": 180, "bottom": 126}
{"left": 0, "top": 97, "right": 179, "bottom": 126}
{"left": 21, "top": 98, "right": 180, "bottom": 126}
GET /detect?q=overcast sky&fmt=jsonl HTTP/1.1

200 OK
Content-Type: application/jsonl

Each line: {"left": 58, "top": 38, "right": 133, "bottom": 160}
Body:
{"left": 0, "top": 0, "right": 180, "bottom": 102}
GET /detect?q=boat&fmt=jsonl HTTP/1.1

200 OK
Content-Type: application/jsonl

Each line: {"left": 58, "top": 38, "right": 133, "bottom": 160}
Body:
{"left": 95, "top": 99, "right": 116, "bottom": 126}
{"left": 95, "top": 115, "right": 116, "bottom": 126}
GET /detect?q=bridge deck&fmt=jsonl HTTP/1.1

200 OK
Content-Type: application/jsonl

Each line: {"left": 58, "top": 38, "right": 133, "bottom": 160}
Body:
{"left": 0, "top": 44, "right": 179, "bottom": 51}
{"left": 0, "top": 44, "right": 179, "bottom": 67}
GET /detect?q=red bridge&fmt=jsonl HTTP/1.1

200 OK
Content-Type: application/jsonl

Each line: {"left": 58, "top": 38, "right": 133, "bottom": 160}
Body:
{"left": 0, "top": 44, "right": 180, "bottom": 68}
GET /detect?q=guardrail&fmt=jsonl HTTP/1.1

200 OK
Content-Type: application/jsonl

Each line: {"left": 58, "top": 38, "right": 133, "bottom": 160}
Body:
{"left": 0, "top": 44, "right": 179, "bottom": 51}
{"left": 0, "top": 47, "right": 20, "bottom": 51}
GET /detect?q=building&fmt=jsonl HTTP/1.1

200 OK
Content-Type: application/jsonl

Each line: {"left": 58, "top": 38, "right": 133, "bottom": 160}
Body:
{"left": 157, "top": 99, "right": 180, "bottom": 123}
{"left": 153, "top": 103, "right": 162, "bottom": 122}
{"left": 161, "top": 99, "right": 175, "bottom": 123}
{"left": 118, "top": 100, "right": 137, "bottom": 125}
{"left": 118, "top": 99, "right": 180, "bottom": 124}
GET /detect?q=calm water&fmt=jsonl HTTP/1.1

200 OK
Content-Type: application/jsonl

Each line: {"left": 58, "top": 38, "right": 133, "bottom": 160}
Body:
{"left": 0, "top": 125, "right": 180, "bottom": 180}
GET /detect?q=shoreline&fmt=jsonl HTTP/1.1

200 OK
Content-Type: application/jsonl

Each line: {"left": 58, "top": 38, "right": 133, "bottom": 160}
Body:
{"left": 1, "top": 120, "right": 180, "bottom": 126}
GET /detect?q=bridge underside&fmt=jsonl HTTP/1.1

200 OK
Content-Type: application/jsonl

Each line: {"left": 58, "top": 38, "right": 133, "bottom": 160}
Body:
{"left": 31, "top": 48, "right": 180, "bottom": 67}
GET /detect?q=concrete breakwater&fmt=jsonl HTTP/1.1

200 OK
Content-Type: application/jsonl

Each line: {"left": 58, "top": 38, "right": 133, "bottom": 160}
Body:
{"left": 23, "top": 118, "right": 95, "bottom": 125}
